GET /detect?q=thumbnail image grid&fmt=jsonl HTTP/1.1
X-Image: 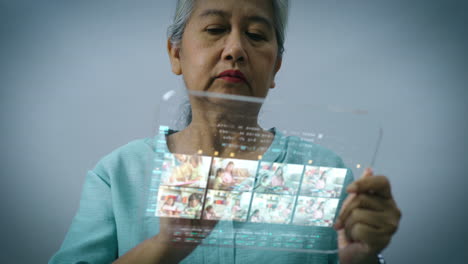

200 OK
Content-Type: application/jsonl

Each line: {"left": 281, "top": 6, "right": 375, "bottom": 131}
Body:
{"left": 208, "top": 158, "right": 259, "bottom": 192}
{"left": 248, "top": 193, "right": 295, "bottom": 224}
{"left": 153, "top": 151, "right": 348, "bottom": 228}
{"left": 255, "top": 162, "right": 304, "bottom": 195}
{"left": 156, "top": 186, "right": 205, "bottom": 219}
{"left": 159, "top": 153, "right": 212, "bottom": 188}
{"left": 202, "top": 190, "right": 252, "bottom": 221}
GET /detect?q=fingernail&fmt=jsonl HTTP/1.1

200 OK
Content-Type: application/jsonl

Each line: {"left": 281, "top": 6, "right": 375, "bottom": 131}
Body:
{"left": 333, "top": 220, "right": 341, "bottom": 230}
{"left": 365, "top": 168, "right": 373, "bottom": 175}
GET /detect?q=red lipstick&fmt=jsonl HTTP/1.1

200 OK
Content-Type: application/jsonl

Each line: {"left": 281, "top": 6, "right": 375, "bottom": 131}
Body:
{"left": 217, "top": 70, "right": 247, "bottom": 83}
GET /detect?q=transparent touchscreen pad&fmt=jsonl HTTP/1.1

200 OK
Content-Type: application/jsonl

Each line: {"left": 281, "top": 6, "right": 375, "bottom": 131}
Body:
{"left": 144, "top": 90, "right": 382, "bottom": 256}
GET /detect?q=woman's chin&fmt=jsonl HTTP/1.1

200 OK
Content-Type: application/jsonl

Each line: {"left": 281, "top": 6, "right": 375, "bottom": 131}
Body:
{"left": 210, "top": 85, "right": 253, "bottom": 98}
{"left": 188, "top": 86, "right": 264, "bottom": 117}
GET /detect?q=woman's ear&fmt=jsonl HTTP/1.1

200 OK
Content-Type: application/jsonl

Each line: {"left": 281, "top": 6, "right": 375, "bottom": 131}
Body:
{"left": 167, "top": 39, "right": 182, "bottom": 75}
{"left": 270, "top": 56, "right": 283, "bottom": 89}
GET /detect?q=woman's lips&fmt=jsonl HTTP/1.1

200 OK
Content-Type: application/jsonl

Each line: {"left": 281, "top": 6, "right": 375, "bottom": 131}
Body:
{"left": 218, "top": 76, "right": 245, "bottom": 83}
{"left": 217, "top": 70, "right": 247, "bottom": 83}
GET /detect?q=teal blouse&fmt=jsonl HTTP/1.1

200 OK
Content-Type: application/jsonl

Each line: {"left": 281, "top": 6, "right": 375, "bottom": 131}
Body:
{"left": 49, "top": 130, "right": 352, "bottom": 263}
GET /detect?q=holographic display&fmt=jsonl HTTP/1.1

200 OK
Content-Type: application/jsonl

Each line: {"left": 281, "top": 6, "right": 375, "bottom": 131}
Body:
{"left": 144, "top": 90, "right": 382, "bottom": 255}
{"left": 153, "top": 155, "right": 347, "bottom": 228}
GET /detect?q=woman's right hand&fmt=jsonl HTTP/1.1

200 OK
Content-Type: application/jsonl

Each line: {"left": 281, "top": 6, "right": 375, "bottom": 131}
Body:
{"left": 114, "top": 217, "right": 218, "bottom": 263}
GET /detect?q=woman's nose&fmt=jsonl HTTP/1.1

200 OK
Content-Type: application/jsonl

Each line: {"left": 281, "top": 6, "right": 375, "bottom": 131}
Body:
{"left": 222, "top": 30, "right": 247, "bottom": 64}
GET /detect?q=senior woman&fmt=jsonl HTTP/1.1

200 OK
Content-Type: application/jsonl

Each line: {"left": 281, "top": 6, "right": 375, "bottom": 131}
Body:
{"left": 50, "top": 0, "right": 401, "bottom": 263}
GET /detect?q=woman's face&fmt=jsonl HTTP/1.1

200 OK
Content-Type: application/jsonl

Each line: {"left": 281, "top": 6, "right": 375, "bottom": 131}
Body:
{"left": 190, "top": 198, "right": 200, "bottom": 207}
{"left": 167, "top": 198, "right": 174, "bottom": 205}
{"left": 168, "top": 0, "right": 282, "bottom": 98}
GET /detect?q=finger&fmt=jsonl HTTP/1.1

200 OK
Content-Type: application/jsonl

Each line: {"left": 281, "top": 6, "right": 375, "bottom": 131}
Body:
{"left": 336, "top": 194, "right": 385, "bottom": 228}
{"left": 334, "top": 192, "right": 356, "bottom": 229}
{"left": 344, "top": 208, "right": 388, "bottom": 231}
{"left": 380, "top": 202, "right": 402, "bottom": 235}
{"left": 340, "top": 192, "right": 356, "bottom": 214}
{"left": 338, "top": 241, "right": 371, "bottom": 264}
{"left": 349, "top": 223, "right": 390, "bottom": 253}
{"left": 347, "top": 175, "right": 392, "bottom": 199}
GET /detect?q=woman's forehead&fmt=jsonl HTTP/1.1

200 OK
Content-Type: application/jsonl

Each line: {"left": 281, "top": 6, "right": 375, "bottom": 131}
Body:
{"left": 192, "top": 0, "right": 275, "bottom": 23}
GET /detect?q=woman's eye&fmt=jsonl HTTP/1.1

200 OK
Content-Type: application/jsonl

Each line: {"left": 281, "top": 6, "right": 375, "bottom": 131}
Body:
{"left": 206, "top": 27, "right": 226, "bottom": 35}
{"left": 246, "top": 32, "right": 266, "bottom": 41}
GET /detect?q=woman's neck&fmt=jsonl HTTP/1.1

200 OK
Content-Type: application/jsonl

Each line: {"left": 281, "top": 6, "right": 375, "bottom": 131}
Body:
{"left": 166, "top": 109, "right": 273, "bottom": 159}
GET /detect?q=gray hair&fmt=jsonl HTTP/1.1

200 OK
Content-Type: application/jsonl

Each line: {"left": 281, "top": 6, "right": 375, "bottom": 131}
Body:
{"left": 167, "top": 0, "right": 289, "bottom": 128}
{"left": 167, "top": 0, "right": 289, "bottom": 56}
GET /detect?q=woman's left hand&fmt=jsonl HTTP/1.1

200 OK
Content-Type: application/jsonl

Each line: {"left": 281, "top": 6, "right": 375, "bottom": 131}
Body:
{"left": 335, "top": 168, "right": 401, "bottom": 264}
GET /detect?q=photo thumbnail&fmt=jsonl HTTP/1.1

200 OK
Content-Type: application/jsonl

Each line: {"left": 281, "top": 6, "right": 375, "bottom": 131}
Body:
{"left": 158, "top": 153, "right": 211, "bottom": 188}
{"left": 203, "top": 190, "right": 252, "bottom": 221}
{"left": 208, "top": 158, "right": 258, "bottom": 192}
{"left": 255, "top": 162, "right": 304, "bottom": 195}
{"left": 248, "top": 193, "right": 295, "bottom": 224}
{"left": 156, "top": 186, "right": 205, "bottom": 219}
{"left": 292, "top": 197, "right": 339, "bottom": 227}
{"left": 299, "top": 166, "right": 347, "bottom": 198}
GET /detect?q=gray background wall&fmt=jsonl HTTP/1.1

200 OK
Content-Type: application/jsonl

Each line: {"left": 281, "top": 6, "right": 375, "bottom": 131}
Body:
{"left": 1, "top": 0, "right": 467, "bottom": 263}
